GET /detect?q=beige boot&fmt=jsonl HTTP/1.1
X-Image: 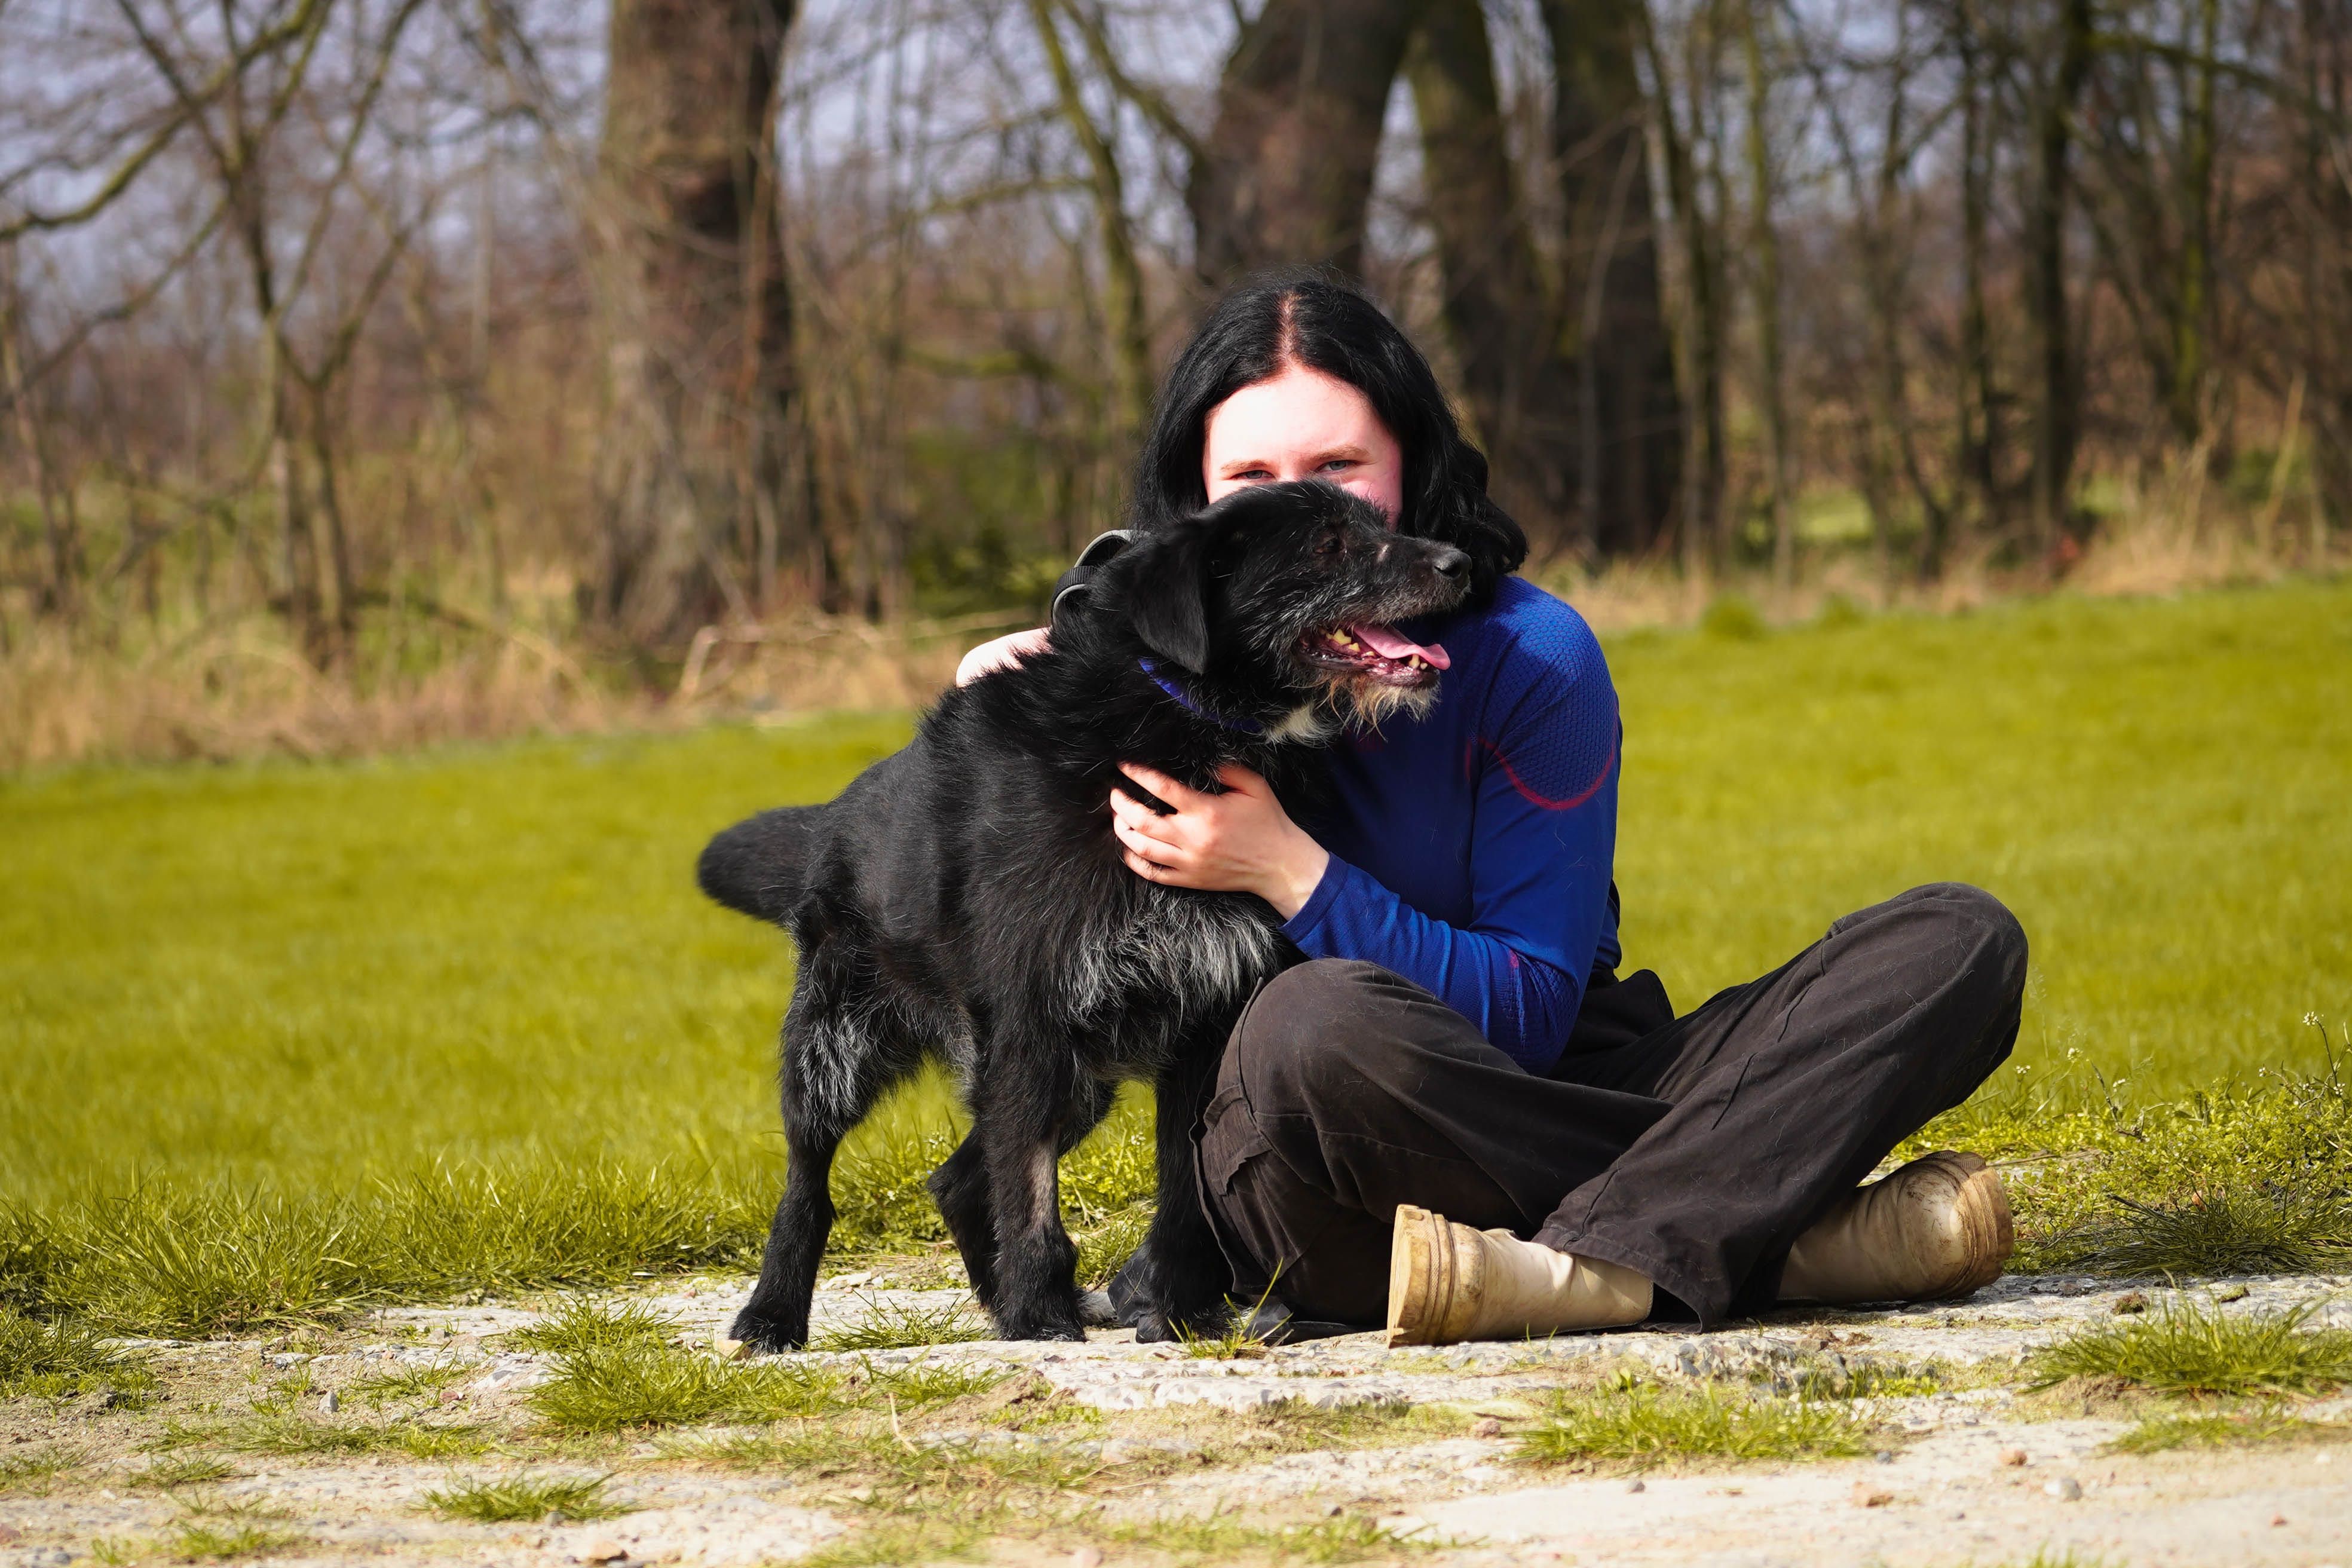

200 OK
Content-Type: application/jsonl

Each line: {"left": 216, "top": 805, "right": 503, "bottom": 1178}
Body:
{"left": 1386, "top": 1205, "right": 1652, "bottom": 1346}
{"left": 1779, "top": 1151, "right": 2014, "bottom": 1304}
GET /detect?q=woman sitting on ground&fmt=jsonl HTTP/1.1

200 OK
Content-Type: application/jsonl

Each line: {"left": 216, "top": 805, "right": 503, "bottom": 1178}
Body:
{"left": 958, "top": 272, "right": 2023, "bottom": 1343}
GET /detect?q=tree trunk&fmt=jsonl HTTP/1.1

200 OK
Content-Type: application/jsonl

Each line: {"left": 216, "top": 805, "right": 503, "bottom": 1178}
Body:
{"left": 1952, "top": 0, "right": 1998, "bottom": 565}
{"left": 1031, "top": 0, "right": 1153, "bottom": 448}
{"left": 595, "top": 0, "right": 799, "bottom": 650}
{"left": 2025, "top": 0, "right": 2093, "bottom": 553}
{"left": 1405, "top": 0, "right": 1577, "bottom": 548}
{"left": 1, "top": 243, "right": 83, "bottom": 623}
{"left": 1643, "top": 1, "right": 1725, "bottom": 579}
{"left": 1541, "top": 0, "right": 1682, "bottom": 558}
{"left": 1737, "top": 0, "right": 1790, "bottom": 591}
{"left": 2299, "top": 0, "right": 2352, "bottom": 540}
{"left": 2166, "top": 0, "right": 2221, "bottom": 451}
{"left": 1188, "top": 0, "right": 1421, "bottom": 284}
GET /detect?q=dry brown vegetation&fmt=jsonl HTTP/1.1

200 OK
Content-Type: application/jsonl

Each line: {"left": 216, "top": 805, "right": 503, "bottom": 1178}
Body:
{"left": 2, "top": 0, "right": 2347, "bottom": 768}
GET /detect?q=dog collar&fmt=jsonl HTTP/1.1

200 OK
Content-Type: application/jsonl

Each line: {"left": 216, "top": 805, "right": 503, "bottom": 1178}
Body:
{"left": 1138, "top": 658, "right": 1263, "bottom": 734}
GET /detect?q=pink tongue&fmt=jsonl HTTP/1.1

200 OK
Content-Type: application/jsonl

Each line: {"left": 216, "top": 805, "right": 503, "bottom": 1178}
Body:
{"left": 1350, "top": 623, "right": 1450, "bottom": 670}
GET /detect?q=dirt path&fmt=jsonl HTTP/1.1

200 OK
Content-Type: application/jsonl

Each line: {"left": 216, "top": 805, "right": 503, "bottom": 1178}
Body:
{"left": 7, "top": 1273, "right": 2348, "bottom": 1567}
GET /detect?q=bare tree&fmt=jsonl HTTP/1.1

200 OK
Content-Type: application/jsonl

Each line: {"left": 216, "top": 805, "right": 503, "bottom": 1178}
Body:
{"left": 593, "top": 0, "right": 800, "bottom": 650}
{"left": 1189, "top": 0, "right": 1420, "bottom": 284}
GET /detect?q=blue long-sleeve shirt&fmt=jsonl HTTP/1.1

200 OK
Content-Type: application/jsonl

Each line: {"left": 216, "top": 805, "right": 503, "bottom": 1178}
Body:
{"left": 1281, "top": 575, "right": 1620, "bottom": 1074}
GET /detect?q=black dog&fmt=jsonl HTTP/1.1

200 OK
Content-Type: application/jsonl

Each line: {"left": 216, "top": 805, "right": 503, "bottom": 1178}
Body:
{"left": 697, "top": 481, "right": 1469, "bottom": 1349}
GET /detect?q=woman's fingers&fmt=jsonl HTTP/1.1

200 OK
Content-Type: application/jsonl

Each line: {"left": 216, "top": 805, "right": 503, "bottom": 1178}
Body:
{"left": 1119, "top": 762, "right": 1199, "bottom": 810}
{"left": 1114, "top": 813, "right": 1187, "bottom": 863}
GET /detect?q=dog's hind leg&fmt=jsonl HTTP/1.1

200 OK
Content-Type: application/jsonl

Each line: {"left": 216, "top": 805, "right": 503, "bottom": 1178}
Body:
{"left": 1122, "top": 1043, "right": 1233, "bottom": 1344}
{"left": 730, "top": 981, "right": 895, "bottom": 1354}
{"left": 932, "top": 1075, "right": 1111, "bottom": 1314}
{"left": 967, "top": 1040, "right": 1092, "bottom": 1342}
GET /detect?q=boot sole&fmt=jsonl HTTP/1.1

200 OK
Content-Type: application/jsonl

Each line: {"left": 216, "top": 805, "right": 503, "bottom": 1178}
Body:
{"left": 1928, "top": 1151, "right": 2015, "bottom": 1300}
{"left": 1386, "top": 1205, "right": 1456, "bottom": 1347}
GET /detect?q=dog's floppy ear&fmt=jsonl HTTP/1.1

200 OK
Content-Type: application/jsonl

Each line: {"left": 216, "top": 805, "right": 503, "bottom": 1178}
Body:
{"left": 1111, "top": 516, "right": 1216, "bottom": 673}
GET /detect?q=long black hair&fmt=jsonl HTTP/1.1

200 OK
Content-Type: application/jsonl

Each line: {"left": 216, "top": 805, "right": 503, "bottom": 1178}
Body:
{"left": 1129, "top": 270, "right": 1526, "bottom": 604}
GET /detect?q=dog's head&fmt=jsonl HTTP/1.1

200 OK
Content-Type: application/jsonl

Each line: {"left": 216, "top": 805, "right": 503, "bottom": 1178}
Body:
{"left": 1097, "top": 480, "right": 1471, "bottom": 728}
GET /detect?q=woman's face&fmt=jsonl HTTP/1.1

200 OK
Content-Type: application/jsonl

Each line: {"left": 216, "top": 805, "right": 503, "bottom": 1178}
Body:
{"left": 1201, "top": 362, "right": 1405, "bottom": 523}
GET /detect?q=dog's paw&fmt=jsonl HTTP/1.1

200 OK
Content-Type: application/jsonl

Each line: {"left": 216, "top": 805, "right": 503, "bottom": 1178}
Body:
{"left": 1131, "top": 1299, "right": 1230, "bottom": 1345}
{"left": 993, "top": 1303, "right": 1088, "bottom": 1342}
{"left": 727, "top": 1305, "right": 808, "bottom": 1355}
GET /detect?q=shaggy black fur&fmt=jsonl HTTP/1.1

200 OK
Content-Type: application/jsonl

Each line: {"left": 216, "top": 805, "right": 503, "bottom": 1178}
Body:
{"left": 697, "top": 482, "right": 1469, "bottom": 1349}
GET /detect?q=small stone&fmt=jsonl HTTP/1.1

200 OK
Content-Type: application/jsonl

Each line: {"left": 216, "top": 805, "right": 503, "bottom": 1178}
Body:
{"left": 2273, "top": 1515, "right": 2289, "bottom": 1527}
{"left": 2216, "top": 1283, "right": 2250, "bottom": 1302}
{"left": 1069, "top": 1549, "right": 1105, "bottom": 1568}
{"left": 2001, "top": 1448, "right": 2029, "bottom": 1466}
{"left": 714, "top": 1337, "right": 750, "bottom": 1361}
{"left": 0, "top": 1523, "right": 22, "bottom": 1544}
{"left": 1625, "top": 1479, "right": 1645, "bottom": 1493}
{"left": 575, "top": 1538, "right": 627, "bottom": 1563}
{"left": 320, "top": 1389, "right": 340, "bottom": 1414}
{"left": 1470, "top": 1416, "right": 1503, "bottom": 1438}
{"left": 1852, "top": 1483, "right": 1894, "bottom": 1508}
{"left": 1323, "top": 1503, "right": 1345, "bottom": 1518}
{"left": 2111, "top": 1291, "right": 2149, "bottom": 1315}
{"left": 2044, "top": 1477, "right": 2082, "bottom": 1501}
{"left": 1874, "top": 1450, "right": 1895, "bottom": 1464}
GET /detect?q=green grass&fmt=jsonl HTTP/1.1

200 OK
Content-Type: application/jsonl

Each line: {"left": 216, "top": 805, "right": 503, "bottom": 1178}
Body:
{"left": 811, "top": 1295, "right": 991, "bottom": 1352}
{"left": 1517, "top": 1384, "right": 1873, "bottom": 1467}
{"left": 419, "top": 1472, "right": 630, "bottom": 1523}
{"left": 527, "top": 1337, "right": 854, "bottom": 1432}
{"left": 2026, "top": 1298, "right": 2352, "bottom": 1395}
{"left": 127, "top": 1456, "right": 237, "bottom": 1488}
{"left": 0, "top": 1306, "right": 154, "bottom": 1401}
{"left": 0, "top": 1444, "right": 83, "bottom": 1492}
{"left": 1102, "top": 1512, "right": 1441, "bottom": 1563}
{"left": 2107, "top": 1405, "right": 2348, "bottom": 1452}
{"left": 5, "top": 581, "right": 2351, "bottom": 1333}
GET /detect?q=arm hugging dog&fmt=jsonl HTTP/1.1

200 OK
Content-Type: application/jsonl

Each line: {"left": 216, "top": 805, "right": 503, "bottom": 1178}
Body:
{"left": 698, "top": 480, "right": 1468, "bottom": 1349}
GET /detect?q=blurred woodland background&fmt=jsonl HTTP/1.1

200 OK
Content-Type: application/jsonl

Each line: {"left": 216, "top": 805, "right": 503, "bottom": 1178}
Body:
{"left": 2, "top": 0, "right": 2345, "bottom": 765}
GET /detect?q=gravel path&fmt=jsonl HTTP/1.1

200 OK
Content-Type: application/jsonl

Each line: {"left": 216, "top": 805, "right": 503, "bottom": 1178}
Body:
{"left": 6, "top": 1272, "right": 2348, "bottom": 1567}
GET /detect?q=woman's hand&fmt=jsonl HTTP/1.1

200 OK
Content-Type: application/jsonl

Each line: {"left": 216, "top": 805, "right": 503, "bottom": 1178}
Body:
{"left": 957, "top": 627, "right": 1052, "bottom": 687}
{"left": 1110, "top": 762, "right": 1330, "bottom": 920}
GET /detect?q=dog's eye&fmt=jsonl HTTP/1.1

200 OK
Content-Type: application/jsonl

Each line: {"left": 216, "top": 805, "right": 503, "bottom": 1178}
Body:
{"left": 1315, "top": 531, "right": 1344, "bottom": 559}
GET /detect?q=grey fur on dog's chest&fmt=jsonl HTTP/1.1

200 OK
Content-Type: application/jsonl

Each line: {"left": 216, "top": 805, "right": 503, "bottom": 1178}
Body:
{"left": 1059, "top": 887, "right": 1285, "bottom": 1067}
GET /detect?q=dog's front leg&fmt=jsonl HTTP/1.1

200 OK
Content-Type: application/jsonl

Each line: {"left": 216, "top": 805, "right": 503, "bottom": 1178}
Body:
{"left": 973, "top": 1056, "right": 1087, "bottom": 1342}
{"left": 1123, "top": 1045, "right": 1232, "bottom": 1343}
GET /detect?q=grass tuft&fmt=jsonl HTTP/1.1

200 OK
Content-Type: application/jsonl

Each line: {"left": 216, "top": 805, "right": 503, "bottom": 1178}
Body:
{"left": 503, "top": 1297, "right": 678, "bottom": 1356}
{"left": 191, "top": 1408, "right": 493, "bottom": 1459}
{"left": 168, "top": 1520, "right": 305, "bottom": 1560}
{"left": 1104, "top": 1511, "right": 1441, "bottom": 1563}
{"left": 1517, "top": 1384, "right": 1872, "bottom": 1468}
{"left": 345, "top": 1357, "right": 475, "bottom": 1405}
{"left": 0, "top": 1307, "right": 155, "bottom": 1402}
{"left": 863, "top": 1359, "right": 1004, "bottom": 1406}
{"left": 0, "top": 1443, "right": 83, "bottom": 1492}
{"left": 421, "top": 1472, "right": 630, "bottom": 1523}
{"left": 2107, "top": 1405, "right": 2347, "bottom": 1453}
{"left": 813, "top": 1295, "right": 990, "bottom": 1352}
{"left": 129, "top": 1455, "right": 237, "bottom": 1489}
{"left": 2070, "top": 1189, "right": 2352, "bottom": 1277}
{"left": 528, "top": 1339, "right": 850, "bottom": 1432}
{"left": 2026, "top": 1297, "right": 2352, "bottom": 1396}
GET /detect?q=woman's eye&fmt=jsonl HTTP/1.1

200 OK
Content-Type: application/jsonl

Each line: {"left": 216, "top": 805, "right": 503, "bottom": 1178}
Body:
{"left": 1319, "top": 458, "right": 1355, "bottom": 473}
{"left": 1235, "top": 467, "right": 1274, "bottom": 481}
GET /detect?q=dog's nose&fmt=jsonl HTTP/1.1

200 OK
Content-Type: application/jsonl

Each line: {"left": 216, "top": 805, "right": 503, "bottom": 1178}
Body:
{"left": 1429, "top": 547, "right": 1469, "bottom": 580}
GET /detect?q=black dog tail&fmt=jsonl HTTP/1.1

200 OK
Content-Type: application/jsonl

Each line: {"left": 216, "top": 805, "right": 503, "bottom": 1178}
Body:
{"left": 697, "top": 806, "right": 826, "bottom": 927}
